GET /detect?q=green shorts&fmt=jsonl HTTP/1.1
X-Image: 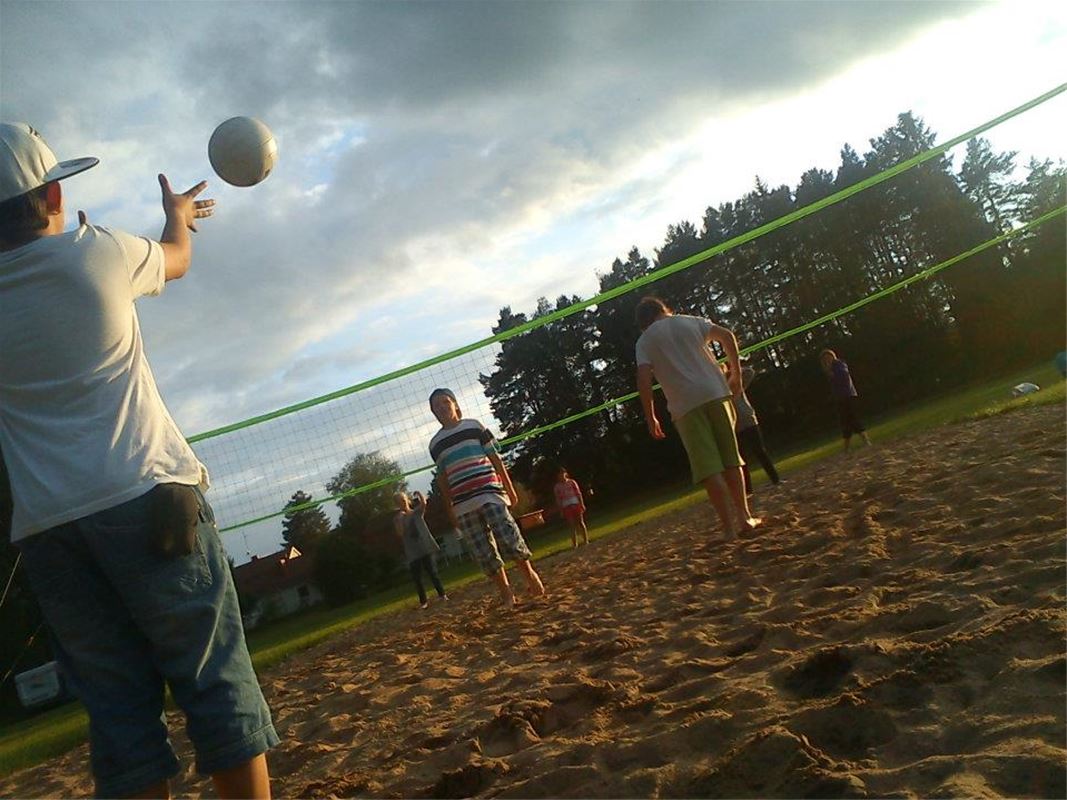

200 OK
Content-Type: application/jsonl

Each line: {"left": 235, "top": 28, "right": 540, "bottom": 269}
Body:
{"left": 674, "top": 398, "right": 745, "bottom": 483}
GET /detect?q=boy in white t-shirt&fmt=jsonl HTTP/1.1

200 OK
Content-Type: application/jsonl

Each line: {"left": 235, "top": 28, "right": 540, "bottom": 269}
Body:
{"left": 0, "top": 123, "right": 276, "bottom": 798}
{"left": 634, "top": 296, "right": 760, "bottom": 539}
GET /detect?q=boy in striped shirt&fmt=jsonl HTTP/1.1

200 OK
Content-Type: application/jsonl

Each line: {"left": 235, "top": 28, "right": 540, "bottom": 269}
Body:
{"left": 428, "top": 388, "right": 545, "bottom": 608}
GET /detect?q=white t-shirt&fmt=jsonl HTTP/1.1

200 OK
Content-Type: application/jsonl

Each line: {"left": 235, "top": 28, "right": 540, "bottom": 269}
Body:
{"left": 635, "top": 314, "right": 731, "bottom": 419}
{"left": 0, "top": 225, "right": 206, "bottom": 542}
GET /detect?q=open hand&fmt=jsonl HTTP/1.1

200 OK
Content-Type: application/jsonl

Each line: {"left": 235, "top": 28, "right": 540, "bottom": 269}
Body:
{"left": 159, "top": 174, "right": 215, "bottom": 232}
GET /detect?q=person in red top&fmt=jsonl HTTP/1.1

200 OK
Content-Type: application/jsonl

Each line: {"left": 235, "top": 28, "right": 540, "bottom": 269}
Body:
{"left": 554, "top": 467, "right": 588, "bottom": 548}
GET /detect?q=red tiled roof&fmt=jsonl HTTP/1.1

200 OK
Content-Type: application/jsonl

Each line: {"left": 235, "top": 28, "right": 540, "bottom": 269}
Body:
{"left": 233, "top": 546, "right": 316, "bottom": 599}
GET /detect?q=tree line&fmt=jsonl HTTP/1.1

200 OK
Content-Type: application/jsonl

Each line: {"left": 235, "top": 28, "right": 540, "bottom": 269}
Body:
{"left": 479, "top": 112, "right": 1065, "bottom": 502}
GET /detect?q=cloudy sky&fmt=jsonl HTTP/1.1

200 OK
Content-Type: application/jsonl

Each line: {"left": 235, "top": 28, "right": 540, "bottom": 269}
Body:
{"left": 2, "top": 0, "right": 1064, "bottom": 560}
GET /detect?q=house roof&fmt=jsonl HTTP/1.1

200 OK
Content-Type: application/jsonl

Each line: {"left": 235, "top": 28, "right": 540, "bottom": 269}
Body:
{"left": 233, "top": 545, "right": 316, "bottom": 599}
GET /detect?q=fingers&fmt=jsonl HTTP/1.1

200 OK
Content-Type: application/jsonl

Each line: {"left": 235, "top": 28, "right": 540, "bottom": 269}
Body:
{"left": 77, "top": 210, "right": 88, "bottom": 227}
{"left": 189, "top": 199, "right": 215, "bottom": 232}
{"left": 158, "top": 173, "right": 172, "bottom": 196}
{"left": 183, "top": 180, "right": 209, "bottom": 199}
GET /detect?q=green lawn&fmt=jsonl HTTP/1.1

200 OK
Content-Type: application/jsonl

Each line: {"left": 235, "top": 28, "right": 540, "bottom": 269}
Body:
{"left": 1, "top": 362, "right": 1063, "bottom": 778}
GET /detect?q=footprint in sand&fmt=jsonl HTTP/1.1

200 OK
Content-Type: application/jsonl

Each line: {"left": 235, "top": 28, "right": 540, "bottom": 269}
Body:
{"left": 583, "top": 631, "right": 643, "bottom": 661}
{"left": 723, "top": 625, "right": 766, "bottom": 657}
{"left": 687, "top": 727, "right": 868, "bottom": 798}
{"left": 862, "top": 669, "right": 934, "bottom": 710}
{"left": 790, "top": 696, "right": 898, "bottom": 760}
{"left": 429, "top": 758, "right": 510, "bottom": 799}
{"left": 778, "top": 647, "right": 854, "bottom": 699}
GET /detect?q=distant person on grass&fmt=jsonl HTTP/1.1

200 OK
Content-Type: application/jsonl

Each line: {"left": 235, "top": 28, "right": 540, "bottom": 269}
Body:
{"left": 634, "top": 297, "right": 761, "bottom": 539}
{"left": 0, "top": 123, "right": 276, "bottom": 798}
{"left": 553, "top": 466, "right": 588, "bottom": 548}
{"left": 819, "top": 348, "right": 872, "bottom": 453}
{"left": 428, "top": 389, "right": 545, "bottom": 608}
{"left": 724, "top": 360, "right": 781, "bottom": 494}
{"left": 393, "top": 490, "right": 448, "bottom": 609}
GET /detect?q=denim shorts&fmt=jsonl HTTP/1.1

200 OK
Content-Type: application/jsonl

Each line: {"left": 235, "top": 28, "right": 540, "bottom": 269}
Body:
{"left": 17, "top": 484, "right": 279, "bottom": 797}
{"left": 456, "top": 502, "right": 533, "bottom": 575}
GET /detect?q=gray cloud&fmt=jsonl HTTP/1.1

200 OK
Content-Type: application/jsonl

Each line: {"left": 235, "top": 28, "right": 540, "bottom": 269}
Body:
{"left": 2, "top": 0, "right": 983, "bottom": 555}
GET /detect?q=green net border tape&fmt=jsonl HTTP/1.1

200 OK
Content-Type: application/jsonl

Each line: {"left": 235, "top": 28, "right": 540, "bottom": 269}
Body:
{"left": 190, "top": 83, "right": 1066, "bottom": 445}
{"left": 221, "top": 203, "right": 1066, "bottom": 532}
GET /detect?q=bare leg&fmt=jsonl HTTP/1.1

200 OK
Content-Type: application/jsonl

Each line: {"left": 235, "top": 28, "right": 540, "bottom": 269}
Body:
{"left": 578, "top": 516, "right": 589, "bottom": 545}
{"left": 723, "top": 466, "right": 760, "bottom": 531}
{"left": 127, "top": 781, "right": 170, "bottom": 799}
{"left": 490, "top": 567, "right": 517, "bottom": 606}
{"left": 570, "top": 522, "right": 578, "bottom": 548}
{"left": 517, "top": 559, "right": 546, "bottom": 597}
{"left": 702, "top": 473, "right": 736, "bottom": 538}
{"left": 860, "top": 432, "right": 872, "bottom": 447}
{"left": 212, "top": 753, "right": 271, "bottom": 799}
{"left": 843, "top": 435, "right": 852, "bottom": 454}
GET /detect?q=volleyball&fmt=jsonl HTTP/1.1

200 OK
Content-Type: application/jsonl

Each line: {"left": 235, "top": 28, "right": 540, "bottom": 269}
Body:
{"left": 208, "top": 117, "right": 277, "bottom": 187}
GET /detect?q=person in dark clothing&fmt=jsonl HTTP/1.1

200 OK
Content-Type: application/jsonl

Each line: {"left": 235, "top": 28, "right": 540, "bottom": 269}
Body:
{"left": 726, "top": 362, "right": 781, "bottom": 494}
{"left": 820, "top": 349, "right": 872, "bottom": 453}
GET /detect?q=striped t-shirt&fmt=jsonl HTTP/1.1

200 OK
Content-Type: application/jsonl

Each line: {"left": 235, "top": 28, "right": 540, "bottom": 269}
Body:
{"left": 428, "top": 418, "right": 508, "bottom": 516}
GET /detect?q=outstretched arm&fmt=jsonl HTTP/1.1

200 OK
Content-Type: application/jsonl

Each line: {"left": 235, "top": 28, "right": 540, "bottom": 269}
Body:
{"left": 158, "top": 175, "right": 215, "bottom": 281}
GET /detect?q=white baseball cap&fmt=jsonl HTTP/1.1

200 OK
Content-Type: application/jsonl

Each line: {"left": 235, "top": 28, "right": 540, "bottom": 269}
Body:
{"left": 0, "top": 122, "right": 98, "bottom": 203}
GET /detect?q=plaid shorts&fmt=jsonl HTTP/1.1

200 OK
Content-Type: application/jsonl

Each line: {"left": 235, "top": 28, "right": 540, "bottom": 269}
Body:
{"left": 456, "top": 502, "right": 533, "bottom": 575}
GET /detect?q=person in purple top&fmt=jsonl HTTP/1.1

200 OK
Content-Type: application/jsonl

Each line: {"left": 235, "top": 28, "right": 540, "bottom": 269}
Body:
{"left": 820, "top": 349, "right": 872, "bottom": 453}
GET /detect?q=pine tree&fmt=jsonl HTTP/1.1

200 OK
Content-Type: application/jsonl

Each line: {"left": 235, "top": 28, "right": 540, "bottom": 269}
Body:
{"left": 280, "top": 489, "right": 331, "bottom": 554}
{"left": 959, "top": 137, "right": 1018, "bottom": 235}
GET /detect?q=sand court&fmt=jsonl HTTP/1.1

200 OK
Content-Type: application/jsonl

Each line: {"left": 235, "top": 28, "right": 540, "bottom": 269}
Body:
{"left": 2, "top": 404, "right": 1064, "bottom": 798}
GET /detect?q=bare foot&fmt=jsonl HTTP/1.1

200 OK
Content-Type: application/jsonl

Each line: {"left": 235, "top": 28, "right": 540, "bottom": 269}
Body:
{"left": 741, "top": 517, "right": 762, "bottom": 532}
{"left": 523, "top": 566, "right": 547, "bottom": 598}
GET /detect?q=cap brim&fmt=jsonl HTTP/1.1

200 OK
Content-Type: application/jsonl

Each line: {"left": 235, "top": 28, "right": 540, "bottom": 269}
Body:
{"left": 42, "top": 156, "right": 99, "bottom": 184}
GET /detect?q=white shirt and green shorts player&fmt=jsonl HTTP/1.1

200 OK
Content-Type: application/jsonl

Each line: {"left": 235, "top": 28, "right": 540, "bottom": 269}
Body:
{"left": 635, "top": 314, "right": 744, "bottom": 484}
{"left": 429, "top": 418, "right": 533, "bottom": 575}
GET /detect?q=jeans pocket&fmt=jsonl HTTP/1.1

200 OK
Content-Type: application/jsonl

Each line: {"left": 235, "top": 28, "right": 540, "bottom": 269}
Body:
{"left": 149, "top": 484, "right": 201, "bottom": 558}
{"left": 158, "top": 528, "right": 213, "bottom": 592}
{"left": 94, "top": 516, "right": 213, "bottom": 595}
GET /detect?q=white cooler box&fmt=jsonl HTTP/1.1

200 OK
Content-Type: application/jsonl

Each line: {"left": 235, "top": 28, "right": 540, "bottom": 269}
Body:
{"left": 15, "top": 661, "right": 64, "bottom": 708}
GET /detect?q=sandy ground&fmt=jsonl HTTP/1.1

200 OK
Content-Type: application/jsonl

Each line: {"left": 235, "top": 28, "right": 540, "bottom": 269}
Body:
{"left": 2, "top": 404, "right": 1065, "bottom": 799}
